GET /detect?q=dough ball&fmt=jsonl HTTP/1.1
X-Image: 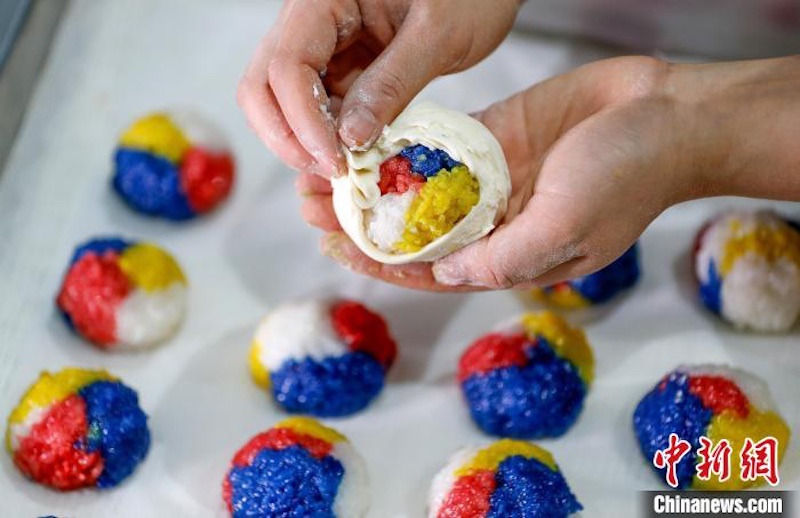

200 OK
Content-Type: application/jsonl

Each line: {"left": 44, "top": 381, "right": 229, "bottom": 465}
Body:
{"left": 428, "top": 439, "right": 582, "bottom": 518}
{"left": 112, "top": 110, "right": 235, "bottom": 220}
{"left": 532, "top": 243, "right": 641, "bottom": 308}
{"left": 248, "top": 298, "right": 397, "bottom": 417}
{"left": 6, "top": 368, "right": 150, "bottom": 490}
{"left": 56, "top": 237, "right": 188, "bottom": 350}
{"left": 332, "top": 102, "right": 511, "bottom": 264}
{"left": 458, "top": 311, "right": 594, "bottom": 438}
{"left": 693, "top": 209, "right": 800, "bottom": 332}
{"left": 633, "top": 365, "right": 790, "bottom": 490}
{"left": 223, "top": 417, "right": 369, "bottom": 517}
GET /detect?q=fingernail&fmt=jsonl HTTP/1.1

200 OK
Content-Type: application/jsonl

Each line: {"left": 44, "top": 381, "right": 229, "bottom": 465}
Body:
{"left": 432, "top": 261, "right": 469, "bottom": 286}
{"left": 339, "top": 107, "right": 380, "bottom": 150}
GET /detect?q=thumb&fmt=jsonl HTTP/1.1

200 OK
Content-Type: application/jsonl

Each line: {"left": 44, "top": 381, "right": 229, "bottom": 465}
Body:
{"left": 338, "top": 20, "right": 447, "bottom": 149}
{"left": 431, "top": 201, "right": 585, "bottom": 289}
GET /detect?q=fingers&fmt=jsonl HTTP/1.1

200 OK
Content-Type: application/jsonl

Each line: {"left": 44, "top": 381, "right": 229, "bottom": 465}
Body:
{"left": 295, "top": 171, "right": 332, "bottom": 196}
{"left": 301, "top": 195, "right": 341, "bottom": 231}
{"left": 514, "top": 256, "right": 591, "bottom": 290}
{"left": 431, "top": 195, "right": 584, "bottom": 289}
{"left": 238, "top": 59, "right": 317, "bottom": 171}
{"left": 296, "top": 170, "right": 338, "bottom": 230}
{"left": 321, "top": 232, "right": 480, "bottom": 293}
{"left": 338, "top": 16, "right": 449, "bottom": 149}
{"left": 239, "top": 0, "right": 363, "bottom": 176}
{"left": 269, "top": 59, "right": 343, "bottom": 177}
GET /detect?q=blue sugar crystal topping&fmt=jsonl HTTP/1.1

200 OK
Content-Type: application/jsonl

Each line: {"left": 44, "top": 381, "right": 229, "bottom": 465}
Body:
{"left": 399, "top": 144, "right": 460, "bottom": 178}
{"left": 79, "top": 380, "right": 151, "bottom": 488}
{"left": 487, "top": 455, "right": 582, "bottom": 518}
{"left": 461, "top": 339, "right": 587, "bottom": 438}
{"left": 633, "top": 372, "right": 712, "bottom": 489}
{"left": 226, "top": 445, "right": 343, "bottom": 517}
{"left": 270, "top": 352, "right": 386, "bottom": 417}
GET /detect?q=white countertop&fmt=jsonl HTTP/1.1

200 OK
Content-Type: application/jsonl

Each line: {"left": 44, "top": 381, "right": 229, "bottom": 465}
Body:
{"left": 0, "top": 1, "right": 797, "bottom": 517}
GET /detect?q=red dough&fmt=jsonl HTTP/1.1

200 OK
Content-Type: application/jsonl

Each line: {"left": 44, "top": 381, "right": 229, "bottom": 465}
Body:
{"left": 14, "top": 395, "right": 104, "bottom": 490}
{"left": 56, "top": 252, "right": 132, "bottom": 346}
{"left": 180, "top": 146, "right": 235, "bottom": 213}
{"left": 378, "top": 156, "right": 425, "bottom": 195}
{"left": 458, "top": 333, "right": 530, "bottom": 382}
{"left": 688, "top": 375, "right": 750, "bottom": 418}
{"left": 438, "top": 469, "right": 496, "bottom": 518}
{"left": 330, "top": 300, "right": 397, "bottom": 368}
{"left": 230, "top": 428, "right": 334, "bottom": 468}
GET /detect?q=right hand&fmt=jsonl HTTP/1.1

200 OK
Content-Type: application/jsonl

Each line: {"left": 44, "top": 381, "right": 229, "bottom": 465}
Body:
{"left": 238, "top": 0, "right": 522, "bottom": 177}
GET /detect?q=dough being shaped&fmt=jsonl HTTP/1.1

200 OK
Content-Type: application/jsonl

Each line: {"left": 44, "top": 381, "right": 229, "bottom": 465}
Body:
{"left": 223, "top": 417, "right": 369, "bottom": 518}
{"left": 6, "top": 368, "right": 150, "bottom": 490}
{"left": 56, "top": 236, "right": 188, "bottom": 350}
{"left": 532, "top": 243, "right": 641, "bottom": 308}
{"left": 694, "top": 209, "right": 800, "bottom": 332}
{"left": 113, "top": 110, "right": 235, "bottom": 220}
{"left": 428, "top": 440, "right": 582, "bottom": 518}
{"left": 458, "top": 311, "right": 594, "bottom": 438}
{"left": 332, "top": 102, "right": 511, "bottom": 264}
{"left": 248, "top": 298, "right": 397, "bottom": 417}
{"left": 633, "top": 365, "right": 790, "bottom": 490}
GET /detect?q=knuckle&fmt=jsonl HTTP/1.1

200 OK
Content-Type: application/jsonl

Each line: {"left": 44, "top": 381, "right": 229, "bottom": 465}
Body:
{"left": 266, "top": 56, "right": 285, "bottom": 80}
{"left": 272, "top": 122, "right": 295, "bottom": 143}
{"left": 609, "top": 55, "right": 670, "bottom": 101}
{"left": 375, "top": 68, "right": 409, "bottom": 103}
{"left": 486, "top": 248, "right": 517, "bottom": 289}
{"left": 584, "top": 55, "right": 670, "bottom": 106}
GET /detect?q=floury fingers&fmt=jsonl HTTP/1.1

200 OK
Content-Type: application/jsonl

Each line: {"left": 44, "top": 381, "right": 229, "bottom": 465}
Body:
{"left": 332, "top": 102, "right": 511, "bottom": 264}
{"left": 428, "top": 440, "right": 582, "bottom": 518}
{"left": 223, "top": 417, "right": 369, "bottom": 517}
{"left": 248, "top": 298, "right": 397, "bottom": 417}
{"left": 531, "top": 243, "right": 641, "bottom": 308}
{"left": 112, "top": 110, "right": 235, "bottom": 220}
{"left": 693, "top": 209, "right": 800, "bottom": 332}
{"left": 6, "top": 368, "right": 150, "bottom": 490}
{"left": 56, "top": 237, "right": 188, "bottom": 350}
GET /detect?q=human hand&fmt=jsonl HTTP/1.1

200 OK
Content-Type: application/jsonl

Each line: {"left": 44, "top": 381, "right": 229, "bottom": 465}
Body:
{"left": 305, "top": 55, "right": 800, "bottom": 291}
{"left": 238, "top": 0, "right": 521, "bottom": 178}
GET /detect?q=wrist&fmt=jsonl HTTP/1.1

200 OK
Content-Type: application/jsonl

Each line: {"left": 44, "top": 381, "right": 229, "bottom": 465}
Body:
{"left": 666, "top": 56, "right": 800, "bottom": 202}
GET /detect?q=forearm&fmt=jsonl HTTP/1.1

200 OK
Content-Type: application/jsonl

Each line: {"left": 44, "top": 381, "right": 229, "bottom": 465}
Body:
{"left": 667, "top": 56, "right": 800, "bottom": 201}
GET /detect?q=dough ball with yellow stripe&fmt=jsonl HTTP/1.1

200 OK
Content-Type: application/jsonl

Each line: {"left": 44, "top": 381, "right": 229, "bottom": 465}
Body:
{"left": 56, "top": 236, "right": 188, "bottom": 350}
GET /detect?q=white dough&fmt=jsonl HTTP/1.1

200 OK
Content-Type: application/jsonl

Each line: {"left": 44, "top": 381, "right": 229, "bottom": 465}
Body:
{"left": 332, "top": 102, "right": 511, "bottom": 264}
{"left": 427, "top": 446, "right": 477, "bottom": 518}
{"left": 168, "top": 108, "right": 230, "bottom": 153}
{"left": 694, "top": 210, "right": 800, "bottom": 332}
{"left": 332, "top": 441, "right": 371, "bottom": 518}
{"left": 721, "top": 254, "right": 800, "bottom": 332}
{"left": 252, "top": 299, "right": 347, "bottom": 371}
{"left": 115, "top": 284, "right": 188, "bottom": 349}
{"left": 366, "top": 191, "right": 416, "bottom": 253}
